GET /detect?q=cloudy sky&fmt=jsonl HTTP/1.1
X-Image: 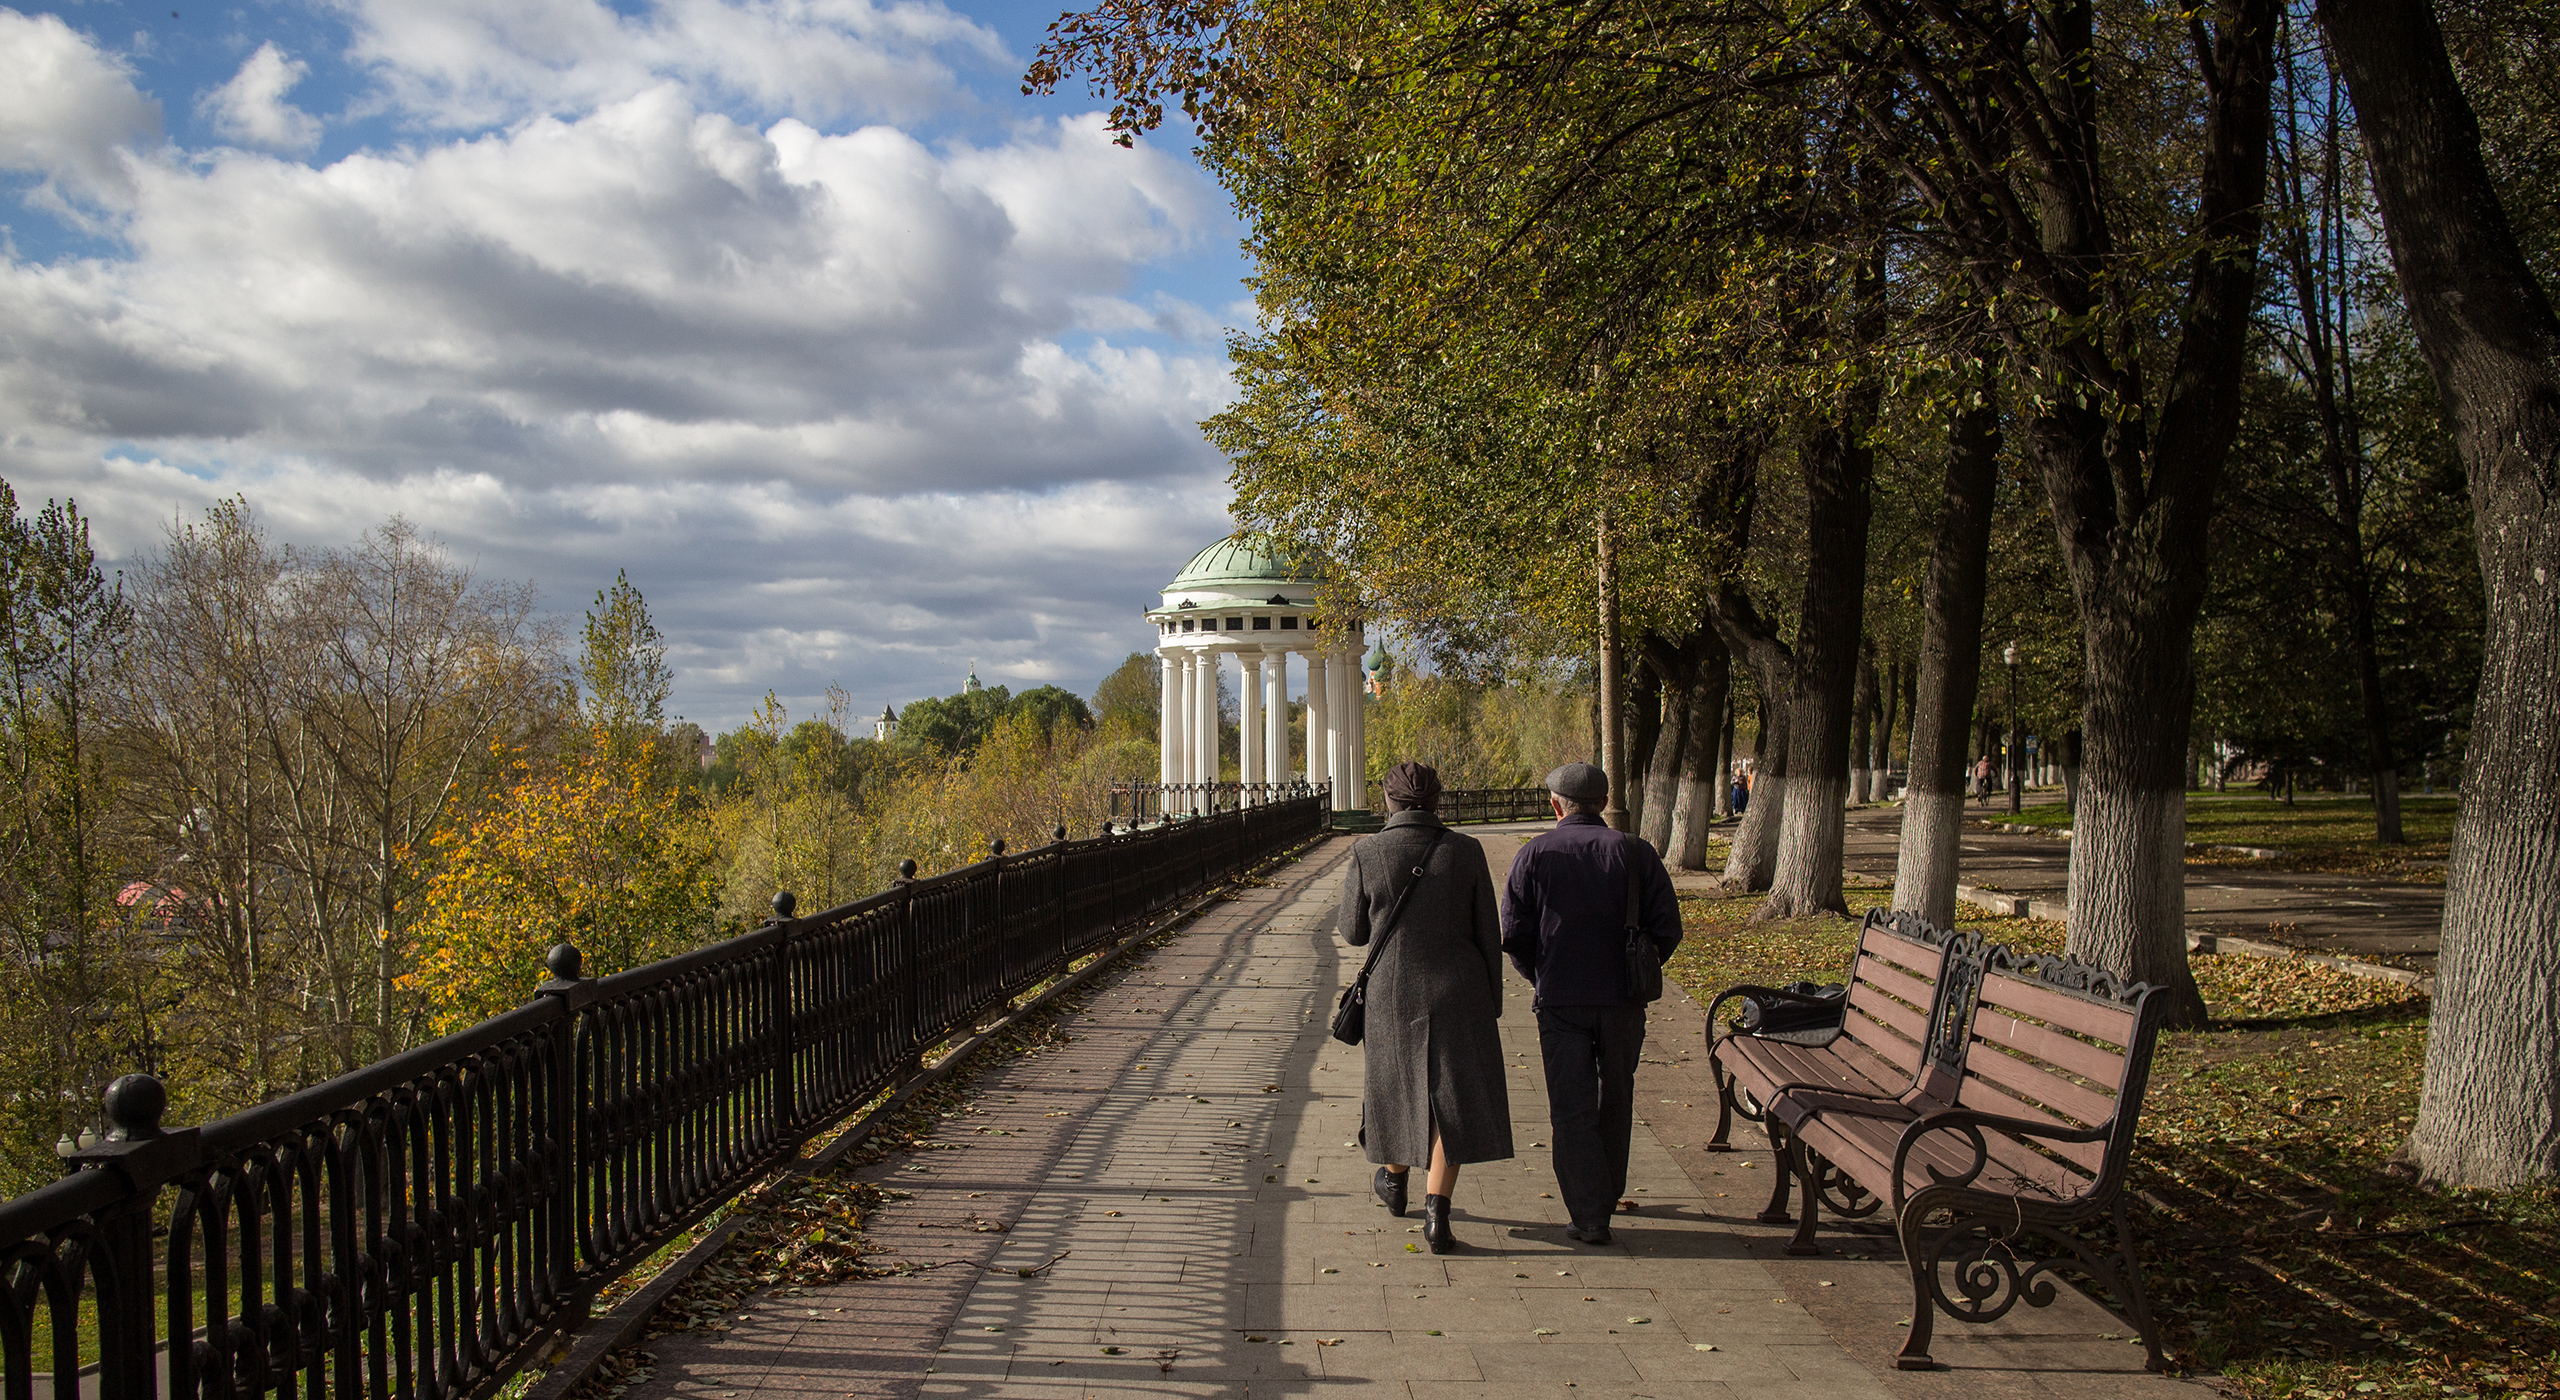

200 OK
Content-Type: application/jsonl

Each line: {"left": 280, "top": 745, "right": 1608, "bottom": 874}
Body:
{"left": 0, "top": 0, "right": 1249, "bottom": 729}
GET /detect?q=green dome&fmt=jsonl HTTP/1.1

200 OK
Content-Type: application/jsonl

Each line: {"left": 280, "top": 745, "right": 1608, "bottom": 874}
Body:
{"left": 1165, "top": 537, "right": 1323, "bottom": 592}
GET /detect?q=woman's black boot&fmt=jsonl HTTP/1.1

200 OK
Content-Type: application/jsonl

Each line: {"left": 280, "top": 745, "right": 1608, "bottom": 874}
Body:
{"left": 1423, "top": 1195, "right": 1454, "bottom": 1253}
{"left": 1374, "top": 1167, "right": 1408, "bottom": 1218}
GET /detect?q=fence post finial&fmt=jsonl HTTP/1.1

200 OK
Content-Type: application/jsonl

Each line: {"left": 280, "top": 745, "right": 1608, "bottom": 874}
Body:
{"left": 104, "top": 1074, "right": 166, "bottom": 1143}
{"left": 546, "top": 943, "right": 584, "bottom": 983}
{"left": 772, "top": 891, "right": 797, "bottom": 920}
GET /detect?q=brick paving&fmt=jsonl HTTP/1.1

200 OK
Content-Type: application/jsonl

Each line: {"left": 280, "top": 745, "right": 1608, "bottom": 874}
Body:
{"left": 618, "top": 828, "right": 2218, "bottom": 1399}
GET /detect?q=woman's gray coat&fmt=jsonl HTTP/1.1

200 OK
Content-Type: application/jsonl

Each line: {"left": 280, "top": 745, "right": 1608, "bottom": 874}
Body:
{"left": 1338, "top": 810, "right": 1514, "bottom": 1168}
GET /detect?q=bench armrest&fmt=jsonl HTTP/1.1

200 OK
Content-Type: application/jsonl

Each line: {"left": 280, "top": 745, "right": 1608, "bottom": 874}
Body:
{"left": 1889, "top": 1108, "right": 2111, "bottom": 1214}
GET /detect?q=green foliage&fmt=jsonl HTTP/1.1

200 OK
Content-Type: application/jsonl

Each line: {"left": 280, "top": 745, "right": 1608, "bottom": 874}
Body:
{"left": 1091, "top": 652, "right": 1160, "bottom": 740}
{"left": 1360, "top": 661, "right": 1590, "bottom": 788}
{"left": 895, "top": 682, "right": 1018, "bottom": 756}
{"left": 0, "top": 481, "right": 137, "bottom": 1187}
{"left": 893, "top": 680, "right": 1094, "bottom": 758}
{"left": 1008, "top": 685, "right": 1096, "bottom": 743}
{"left": 581, "top": 570, "right": 672, "bottom": 739}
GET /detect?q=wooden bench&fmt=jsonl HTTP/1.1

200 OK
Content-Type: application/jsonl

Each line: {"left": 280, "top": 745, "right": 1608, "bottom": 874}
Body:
{"left": 1704, "top": 908, "right": 1981, "bottom": 1225}
{"left": 1769, "top": 937, "right": 2172, "bottom": 1372}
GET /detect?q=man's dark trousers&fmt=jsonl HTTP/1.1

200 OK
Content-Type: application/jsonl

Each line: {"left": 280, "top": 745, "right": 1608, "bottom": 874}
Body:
{"left": 1536, "top": 1003, "right": 1648, "bottom": 1226}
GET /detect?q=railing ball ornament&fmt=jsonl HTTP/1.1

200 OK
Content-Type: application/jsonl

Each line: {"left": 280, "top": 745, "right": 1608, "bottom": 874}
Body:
{"left": 1054, "top": 824, "right": 1068, "bottom": 843}
{"left": 991, "top": 839, "right": 1007, "bottom": 857}
{"left": 104, "top": 1073, "right": 167, "bottom": 1142}
{"left": 772, "top": 891, "right": 797, "bottom": 919}
{"left": 898, "top": 858, "right": 919, "bottom": 879}
{"left": 546, "top": 943, "right": 584, "bottom": 982}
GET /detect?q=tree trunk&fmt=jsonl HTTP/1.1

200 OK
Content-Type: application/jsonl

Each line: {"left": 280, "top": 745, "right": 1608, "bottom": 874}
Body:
{"left": 1637, "top": 640, "right": 1683, "bottom": 852}
{"left": 1724, "top": 694, "right": 1786, "bottom": 889}
{"left": 1850, "top": 643, "right": 1878, "bottom": 804}
{"left": 1670, "top": 633, "right": 1732, "bottom": 869}
{"left": 1874, "top": 654, "right": 1903, "bottom": 800}
{"left": 1759, "top": 410, "right": 1875, "bottom": 920}
{"left": 2322, "top": 0, "right": 2560, "bottom": 1187}
{"left": 1597, "top": 510, "right": 1631, "bottom": 831}
{"left": 1714, "top": 690, "right": 1736, "bottom": 819}
{"left": 1892, "top": 386, "right": 2000, "bottom": 927}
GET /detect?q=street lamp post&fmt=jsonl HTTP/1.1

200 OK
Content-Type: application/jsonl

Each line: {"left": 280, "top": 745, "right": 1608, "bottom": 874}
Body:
{"left": 2003, "top": 641, "right": 2022, "bottom": 815}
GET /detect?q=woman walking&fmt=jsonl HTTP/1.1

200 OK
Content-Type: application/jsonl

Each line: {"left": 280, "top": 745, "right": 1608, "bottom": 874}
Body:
{"left": 1338, "top": 760, "right": 1512, "bottom": 1253}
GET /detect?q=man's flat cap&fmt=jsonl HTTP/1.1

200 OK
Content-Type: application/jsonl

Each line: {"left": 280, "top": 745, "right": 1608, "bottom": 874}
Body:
{"left": 1545, "top": 762, "right": 1609, "bottom": 804}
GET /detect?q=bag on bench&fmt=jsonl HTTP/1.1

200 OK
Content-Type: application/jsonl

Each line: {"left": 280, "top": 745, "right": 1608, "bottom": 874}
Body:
{"left": 1736, "top": 981, "right": 1848, "bottom": 1037}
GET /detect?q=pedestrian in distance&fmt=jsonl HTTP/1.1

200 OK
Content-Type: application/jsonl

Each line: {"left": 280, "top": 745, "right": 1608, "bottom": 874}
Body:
{"left": 1337, "top": 760, "right": 1513, "bottom": 1254}
{"left": 1499, "top": 762, "right": 1682, "bottom": 1246}
{"left": 1974, "top": 754, "right": 1995, "bottom": 805}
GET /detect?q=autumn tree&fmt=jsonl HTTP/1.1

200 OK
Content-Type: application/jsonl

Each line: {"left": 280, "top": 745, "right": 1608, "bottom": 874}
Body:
{"left": 407, "top": 728, "right": 723, "bottom": 1033}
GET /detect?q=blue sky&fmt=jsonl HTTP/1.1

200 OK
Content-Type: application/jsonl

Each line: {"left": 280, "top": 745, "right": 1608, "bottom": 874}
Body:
{"left": 1, "top": 0, "right": 1255, "bottom": 728}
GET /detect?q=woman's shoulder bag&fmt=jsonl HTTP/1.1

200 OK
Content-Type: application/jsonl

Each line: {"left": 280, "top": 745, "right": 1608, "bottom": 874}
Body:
{"left": 1330, "top": 829, "right": 1447, "bottom": 1046}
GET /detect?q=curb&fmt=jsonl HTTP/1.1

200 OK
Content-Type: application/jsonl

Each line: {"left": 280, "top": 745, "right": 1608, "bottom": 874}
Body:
{"left": 1951, "top": 884, "right": 2433, "bottom": 997}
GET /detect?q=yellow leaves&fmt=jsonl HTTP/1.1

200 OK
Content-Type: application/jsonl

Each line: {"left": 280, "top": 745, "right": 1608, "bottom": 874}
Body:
{"left": 405, "top": 727, "right": 724, "bottom": 1032}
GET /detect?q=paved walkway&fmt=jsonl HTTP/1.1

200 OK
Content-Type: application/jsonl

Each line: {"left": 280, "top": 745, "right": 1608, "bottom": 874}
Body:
{"left": 622, "top": 828, "right": 2211, "bottom": 1399}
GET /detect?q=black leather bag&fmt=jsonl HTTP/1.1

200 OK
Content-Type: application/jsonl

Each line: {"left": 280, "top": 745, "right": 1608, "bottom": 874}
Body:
{"left": 1622, "top": 846, "right": 1663, "bottom": 1004}
{"left": 1331, "top": 830, "right": 1446, "bottom": 1046}
{"left": 1738, "top": 981, "right": 1849, "bottom": 1036}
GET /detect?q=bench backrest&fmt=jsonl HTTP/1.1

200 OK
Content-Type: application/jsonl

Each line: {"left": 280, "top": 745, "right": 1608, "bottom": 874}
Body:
{"left": 1839, "top": 908, "right": 1983, "bottom": 1091}
{"left": 1953, "top": 944, "right": 2167, "bottom": 1200}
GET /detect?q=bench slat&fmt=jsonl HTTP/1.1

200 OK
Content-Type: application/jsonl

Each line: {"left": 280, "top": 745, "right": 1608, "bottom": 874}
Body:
{"left": 1844, "top": 993, "right": 1931, "bottom": 1067}
{"left": 1720, "top": 1034, "right": 1907, "bottom": 1102}
{"left": 1798, "top": 1103, "right": 2092, "bottom": 1203}
{"left": 1952, "top": 1074, "right": 2111, "bottom": 1173}
{"left": 1853, "top": 957, "right": 1939, "bottom": 1019}
{"left": 1861, "top": 925, "right": 1950, "bottom": 980}
{"left": 1970, "top": 1001, "right": 2133, "bottom": 1087}
{"left": 1978, "top": 971, "right": 2139, "bottom": 1049}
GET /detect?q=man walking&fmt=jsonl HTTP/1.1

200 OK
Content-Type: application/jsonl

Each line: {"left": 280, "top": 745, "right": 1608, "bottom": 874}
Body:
{"left": 1500, "top": 763, "right": 1682, "bottom": 1245}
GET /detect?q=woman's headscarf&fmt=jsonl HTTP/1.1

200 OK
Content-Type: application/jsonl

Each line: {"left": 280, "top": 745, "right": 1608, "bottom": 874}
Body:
{"left": 1383, "top": 760, "right": 1442, "bottom": 811}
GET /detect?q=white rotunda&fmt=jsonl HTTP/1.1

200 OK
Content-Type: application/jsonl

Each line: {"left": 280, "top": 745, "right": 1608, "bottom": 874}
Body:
{"left": 1149, "top": 540, "right": 1368, "bottom": 813}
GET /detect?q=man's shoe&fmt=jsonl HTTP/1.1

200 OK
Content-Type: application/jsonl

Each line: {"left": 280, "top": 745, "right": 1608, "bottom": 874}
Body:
{"left": 1374, "top": 1167, "right": 1408, "bottom": 1218}
{"left": 1567, "top": 1221, "right": 1615, "bottom": 1246}
{"left": 1423, "top": 1195, "right": 1455, "bottom": 1253}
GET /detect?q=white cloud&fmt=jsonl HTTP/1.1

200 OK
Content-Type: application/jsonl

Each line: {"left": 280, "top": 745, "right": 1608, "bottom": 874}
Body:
{"left": 0, "top": 8, "right": 161, "bottom": 208}
{"left": 201, "top": 43, "right": 323, "bottom": 153}
{"left": 0, "top": 17, "right": 1248, "bottom": 725}
{"left": 340, "top": 0, "right": 1008, "bottom": 130}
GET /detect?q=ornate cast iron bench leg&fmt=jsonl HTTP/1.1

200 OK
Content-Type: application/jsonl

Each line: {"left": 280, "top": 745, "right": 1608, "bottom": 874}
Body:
{"left": 2112, "top": 1200, "right": 2168, "bottom": 1373}
{"left": 1784, "top": 1135, "right": 1826, "bottom": 1255}
{"left": 1757, "top": 1118, "right": 1796, "bottom": 1224}
{"left": 1894, "top": 1203, "right": 1942, "bottom": 1369}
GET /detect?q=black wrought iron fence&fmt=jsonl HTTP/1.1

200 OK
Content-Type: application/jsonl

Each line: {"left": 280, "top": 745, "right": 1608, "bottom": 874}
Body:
{"left": 1106, "top": 780, "right": 1326, "bottom": 822}
{"left": 1435, "top": 788, "right": 1553, "bottom": 824}
{"left": 0, "top": 795, "right": 1328, "bottom": 1400}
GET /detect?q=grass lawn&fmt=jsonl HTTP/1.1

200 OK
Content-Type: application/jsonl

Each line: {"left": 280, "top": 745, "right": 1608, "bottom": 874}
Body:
{"left": 1991, "top": 793, "right": 2458, "bottom": 885}
{"left": 1672, "top": 890, "right": 2560, "bottom": 1400}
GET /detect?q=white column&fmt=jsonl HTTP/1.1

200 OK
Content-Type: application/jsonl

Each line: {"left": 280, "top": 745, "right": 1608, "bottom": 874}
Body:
{"left": 1174, "top": 652, "right": 1194, "bottom": 802}
{"left": 1305, "top": 649, "right": 1331, "bottom": 793}
{"left": 1344, "top": 636, "right": 1367, "bottom": 810}
{"left": 1197, "top": 650, "right": 1219, "bottom": 790}
{"left": 1324, "top": 646, "right": 1348, "bottom": 810}
{"left": 1238, "top": 653, "right": 1263, "bottom": 795}
{"left": 1263, "top": 649, "right": 1288, "bottom": 787}
{"left": 1157, "top": 650, "right": 1178, "bottom": 790}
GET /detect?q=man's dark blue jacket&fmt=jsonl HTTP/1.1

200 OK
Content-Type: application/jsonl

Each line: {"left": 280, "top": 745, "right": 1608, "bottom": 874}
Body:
{"left": 1499, "top": 813, "right": 1683, "bottom": 1007}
